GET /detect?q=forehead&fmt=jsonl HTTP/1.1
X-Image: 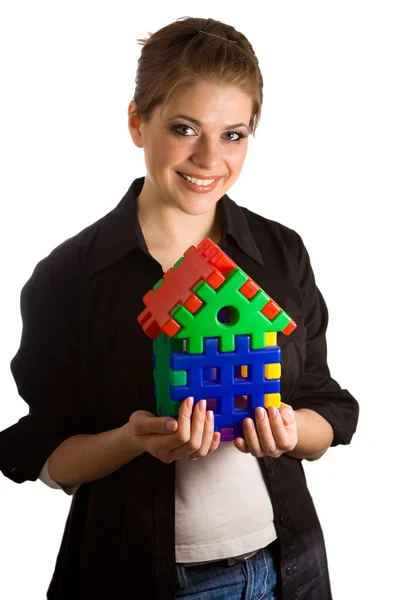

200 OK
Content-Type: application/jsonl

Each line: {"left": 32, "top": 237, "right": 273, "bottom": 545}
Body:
{"left": 159, "top": 81, "right": 253, "bottom": 122}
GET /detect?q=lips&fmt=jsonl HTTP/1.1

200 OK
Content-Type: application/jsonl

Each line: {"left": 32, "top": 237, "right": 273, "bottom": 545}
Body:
{"left": 178, "top": 172, "right": 220, "bottom": 180}
{"left": 176, "top": 171, "right": 221, "bottom": 194}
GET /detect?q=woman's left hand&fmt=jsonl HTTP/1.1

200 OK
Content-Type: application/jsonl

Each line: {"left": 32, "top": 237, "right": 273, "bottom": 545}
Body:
{"left": 233, "top": 403, "right": 298, "bottom": 458}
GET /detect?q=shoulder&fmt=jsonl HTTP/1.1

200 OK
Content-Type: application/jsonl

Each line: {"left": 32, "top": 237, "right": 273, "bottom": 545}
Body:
{"left": 21, "top": 193, "right": 134, "bottom": 313}
{"left": 23, "top": 178, "right": 140, "bottom": 297}
{"left": 24, "top": 211, "right": 111, "bottom": 294}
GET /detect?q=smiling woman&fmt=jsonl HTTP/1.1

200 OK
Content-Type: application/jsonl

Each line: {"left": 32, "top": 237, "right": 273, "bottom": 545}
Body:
{"left": 128, "top": 82, "right": 252, "bottom": 221}
{"left": 0, "top": 15, "right": 358, "bottom": 600}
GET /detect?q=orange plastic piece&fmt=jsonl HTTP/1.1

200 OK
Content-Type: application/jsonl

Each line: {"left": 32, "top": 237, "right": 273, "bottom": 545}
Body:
{"left": 184, "top": 294, "right": 203, "bottom": 313}
{"left": 198, "top": 238, "right": 236, "bottom": 276}
{"left": 162, "top": 318, "right": 181, "bottom": 337}
{"left": 205, "top": 270, "right": 225, "bottom": 289}
{"left": 199, "top": 238, "right": 260, "bottom": 299}
{"left": 239, "top": 278, "right": 259, "bottom": 299}
{"left": 261, "top": 299, "right": 281, "bottom": 320}
{"left": 137, "top": 307, "right": 161, "bottom": 339}
{"left": 282, "top": 319, "right": 297, "bottom": 335}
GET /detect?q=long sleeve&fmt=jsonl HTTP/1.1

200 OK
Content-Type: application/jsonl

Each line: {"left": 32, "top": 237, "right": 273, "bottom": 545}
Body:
{"left": 0, "top": 254, "right": 88, "bottom": 484}
{"left": 288, "top": 234, "right": 359, "bottom": 446}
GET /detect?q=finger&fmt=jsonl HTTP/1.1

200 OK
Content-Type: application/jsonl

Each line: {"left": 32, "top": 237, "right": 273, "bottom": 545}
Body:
{"left": 130, "top": 410, "right": 178, "bottom": 436}
{"left": 176, "top": 396, "right": 195, "bottom": 443}
{"left": 255, "top": 407, "right": 277, "bottom": 455}
{"left": 208, "top": 430, "right": 221, "bottom": 454}
{"left": 233, "top": 437, "right": 250, "bottom": 453}
{"left": 280, "top": 406, "right": 295, "bottom": 427}
{"left": 268, "top": 406, "right": 294, "bottom": 450}
{"left": 187, "top": 409, "right": 215, "bottom": 458}
{"left": 242, "top": 418, "right": 264, "bottom": 457}
{"left": 169, "top": 398, "right": 207, "bottom": 460}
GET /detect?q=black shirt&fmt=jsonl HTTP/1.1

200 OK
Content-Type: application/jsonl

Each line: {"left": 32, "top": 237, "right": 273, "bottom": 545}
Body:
{"left": 0, "top": 177, "right": 359, "bottom": 599}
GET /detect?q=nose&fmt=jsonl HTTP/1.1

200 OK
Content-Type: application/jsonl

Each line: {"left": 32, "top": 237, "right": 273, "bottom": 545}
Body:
{"left": 190, "top": 136, "right": 221, "bottom": 171}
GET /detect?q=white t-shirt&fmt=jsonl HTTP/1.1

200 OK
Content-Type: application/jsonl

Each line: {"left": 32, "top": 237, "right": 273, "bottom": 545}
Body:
{"left": 40, "top": 441, "right": 276, "bottom": 563}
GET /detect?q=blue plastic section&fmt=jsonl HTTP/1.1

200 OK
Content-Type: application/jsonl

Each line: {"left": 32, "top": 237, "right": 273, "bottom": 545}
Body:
{"left": 168, "top": 335, "right": 281, "bottom": 438}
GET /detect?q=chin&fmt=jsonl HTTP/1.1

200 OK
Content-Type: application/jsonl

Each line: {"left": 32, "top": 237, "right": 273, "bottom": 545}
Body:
{"left": 178, "top": 197, "right": 218, "bottom": 217}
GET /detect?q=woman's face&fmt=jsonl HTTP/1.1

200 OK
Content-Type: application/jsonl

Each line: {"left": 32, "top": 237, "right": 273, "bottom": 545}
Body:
{"left": 129, "top": 81, "right": 253, "bottom": 216}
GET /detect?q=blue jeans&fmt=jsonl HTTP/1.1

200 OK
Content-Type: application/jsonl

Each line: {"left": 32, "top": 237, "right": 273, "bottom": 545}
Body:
{"left": 175, "top": 542, "right": 279, "bottom": 599}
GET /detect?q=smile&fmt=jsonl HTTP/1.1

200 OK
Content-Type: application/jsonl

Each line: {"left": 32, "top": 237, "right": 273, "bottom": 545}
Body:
{"left": 177, "top": 172, "right": 221, "bottom": 194}
{"left": 179, "top": 173, "right": 216, "bottom": 186}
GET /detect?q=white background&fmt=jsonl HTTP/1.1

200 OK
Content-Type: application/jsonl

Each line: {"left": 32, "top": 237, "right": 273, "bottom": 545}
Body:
{"left": 0, "top": 1, "right": 398, "bottom": 598}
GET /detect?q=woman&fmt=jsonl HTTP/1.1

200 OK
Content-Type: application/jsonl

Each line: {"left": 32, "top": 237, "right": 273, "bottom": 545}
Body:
{"left": 0, "top": 16, "right": 359, "bottom": 600}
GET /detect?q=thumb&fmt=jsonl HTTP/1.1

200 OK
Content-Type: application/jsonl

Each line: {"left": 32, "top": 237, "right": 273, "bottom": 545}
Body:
{"left": 280, "top": 404, "right": 295, "bottom": 426}
{"left": 130, "top": 410, "right": 178, "bottom": 435}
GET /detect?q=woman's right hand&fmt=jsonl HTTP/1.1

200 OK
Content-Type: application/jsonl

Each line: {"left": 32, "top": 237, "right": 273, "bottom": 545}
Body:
{"left": 127, "top": 397, "right": 221, "bottom": 463}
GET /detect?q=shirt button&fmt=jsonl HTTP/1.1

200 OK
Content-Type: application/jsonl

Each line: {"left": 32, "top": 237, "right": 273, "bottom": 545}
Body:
{"left": 286, "top": 567, "right": 293, "bottom": 576}
{"left": 268, "top": 464, "right": 275, "bottom": 473}
{"left": 279, "top": 516, "right": 285, "bottom": 524}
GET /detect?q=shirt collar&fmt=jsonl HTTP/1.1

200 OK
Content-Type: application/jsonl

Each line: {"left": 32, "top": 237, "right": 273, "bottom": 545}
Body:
{"left": 89, "top": 176, "right": 264, "bottom": 275}
{"left": 218, "top": 194, "right": 264, "bottom": 267}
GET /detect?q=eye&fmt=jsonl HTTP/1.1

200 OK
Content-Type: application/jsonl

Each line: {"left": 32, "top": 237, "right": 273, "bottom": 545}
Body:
{"left": 224, "top": 131, "right": 246, "bottom": 142}
{"left": 172, "top": 124, "right": 197, "bottom": 136}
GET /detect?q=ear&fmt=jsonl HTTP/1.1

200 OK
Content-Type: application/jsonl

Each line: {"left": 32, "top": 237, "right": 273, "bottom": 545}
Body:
{"left": 127, "top": 100, "right": 143, "bottom": 148}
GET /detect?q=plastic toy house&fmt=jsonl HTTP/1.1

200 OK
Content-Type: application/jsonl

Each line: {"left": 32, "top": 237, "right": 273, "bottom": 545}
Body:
{"left": 137, "top": 238, "right": 296, "bottom": 441}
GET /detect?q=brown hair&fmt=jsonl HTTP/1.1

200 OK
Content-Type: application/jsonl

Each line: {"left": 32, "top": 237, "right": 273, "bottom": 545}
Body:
{"left": 133, "top": 17, "right": 263, "bottom": 134}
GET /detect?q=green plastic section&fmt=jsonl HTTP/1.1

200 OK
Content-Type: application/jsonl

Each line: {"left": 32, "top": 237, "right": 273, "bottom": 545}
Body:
{"left": 171, "top": 267, "right": 292, "bottom": 354}
{"left": 152, "top": 278, "right": 164, "bottom": 291}
{"left": 170, "top": 370, "right": 187, "bottom": 386}
{"left": 173, "top": 256, "right": 185, "bottom": 268}
{"left": 153, "top": 333, "right": 184, "bottom": 417}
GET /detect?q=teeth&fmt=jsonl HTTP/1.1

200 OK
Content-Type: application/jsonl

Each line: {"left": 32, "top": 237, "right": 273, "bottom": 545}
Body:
{"left": 181, "top": 173, "right": 215, "bottom": 186}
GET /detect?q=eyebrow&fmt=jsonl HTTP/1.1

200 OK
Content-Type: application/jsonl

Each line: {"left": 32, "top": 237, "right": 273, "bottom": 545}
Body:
{"left": 166, "top": 114, "right": 249, "bottom": 131}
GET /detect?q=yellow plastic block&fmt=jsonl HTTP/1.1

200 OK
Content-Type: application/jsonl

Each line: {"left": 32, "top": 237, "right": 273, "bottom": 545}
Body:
{"left": 265, "top": 332, "right": 277, "bottom": 346}
{"left": 264, "top": 393, "right": 281, "bottom": 408}
{"left": 265, "top": 363, "right": 281, "bottom": 379}
{"left": 240, "top": 365, "right": 248, "bottom": 378}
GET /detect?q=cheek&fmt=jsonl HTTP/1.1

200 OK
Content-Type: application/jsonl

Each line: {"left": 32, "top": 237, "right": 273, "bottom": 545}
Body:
{"left": 156, "top": 140, "right": 187, "bottom": 167}
{"left": 226, "top": 145, "right": 248, "bottom": 172}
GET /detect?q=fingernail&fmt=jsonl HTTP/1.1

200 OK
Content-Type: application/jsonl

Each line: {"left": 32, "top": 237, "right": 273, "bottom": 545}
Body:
{"left": 199, "top": 400, "right": 206, "bottom": 412}
{"left": 256, "top": 407, "right": 265, "bottom": 420}
{"left": 269, "top": 406, "right": 278, "bottom": 418}
{"left": 244, "top": 418, "right": 253, "bottom": 431}
{"left": 186, "top": 397, "right": 194, "bottom": 410}
{"left": 206, "top": 410, "right": 214, "bottom": 422}
{"left": 165, "top": 421, "right": 176, "bottom": 432}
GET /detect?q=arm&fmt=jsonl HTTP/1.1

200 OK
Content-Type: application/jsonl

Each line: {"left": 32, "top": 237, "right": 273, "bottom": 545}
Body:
{"left": 0, "top": 257, "right": 88, "bottom": 484}
{"left": 39, "top": 459, "right": 79, "bottom": 495}
{"left": 287, "top": 408, "right": 333, "bottom": 461}
{"left": 44, "top": 400, "right": 220, "bottom": 491}
{"left": 234, "top": 231, "right": 358, "bottom": 460}
{"left": 46, "top": 424, "right": 144, "bottom": 491}
{"left": 287, "top": 234, "right": 359, "bottom": 447}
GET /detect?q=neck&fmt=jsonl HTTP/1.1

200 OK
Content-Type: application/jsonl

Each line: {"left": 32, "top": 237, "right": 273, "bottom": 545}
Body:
{"left": 137, "top": 185, "right": 221, "bottom": 251}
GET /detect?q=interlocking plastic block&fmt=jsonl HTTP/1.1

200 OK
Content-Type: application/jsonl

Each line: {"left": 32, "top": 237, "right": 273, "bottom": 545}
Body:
{"left": 196, "top": 238, "right": 265, "bottom": 300}
{"left": 265, "top": 364, "right": 281, "bottom": 379}
{"left": 171, "top": 267, "right": 294, "bottom": 353}
{"left": 197, "top": 238, "right": 236, "bottom": 276}
{"left": 198, "top": 239, "right": 296, "bottom": 332}
{"left": 153, "top": 333, "right": 185, "bottom": 417}
{"left": 154, "top": 335, "right": 281, "bottom": 440}
{"left": 264, "top": 393, "right": 281, "bottom": 408}
{"left": 138, "top": 237, "right": 296, "bottom": 341}
{"left": 138, "top": 245, "right": 226, "bottom": 339}
{"left": 265, "top": 332, "right": 277, "bottom": 346}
